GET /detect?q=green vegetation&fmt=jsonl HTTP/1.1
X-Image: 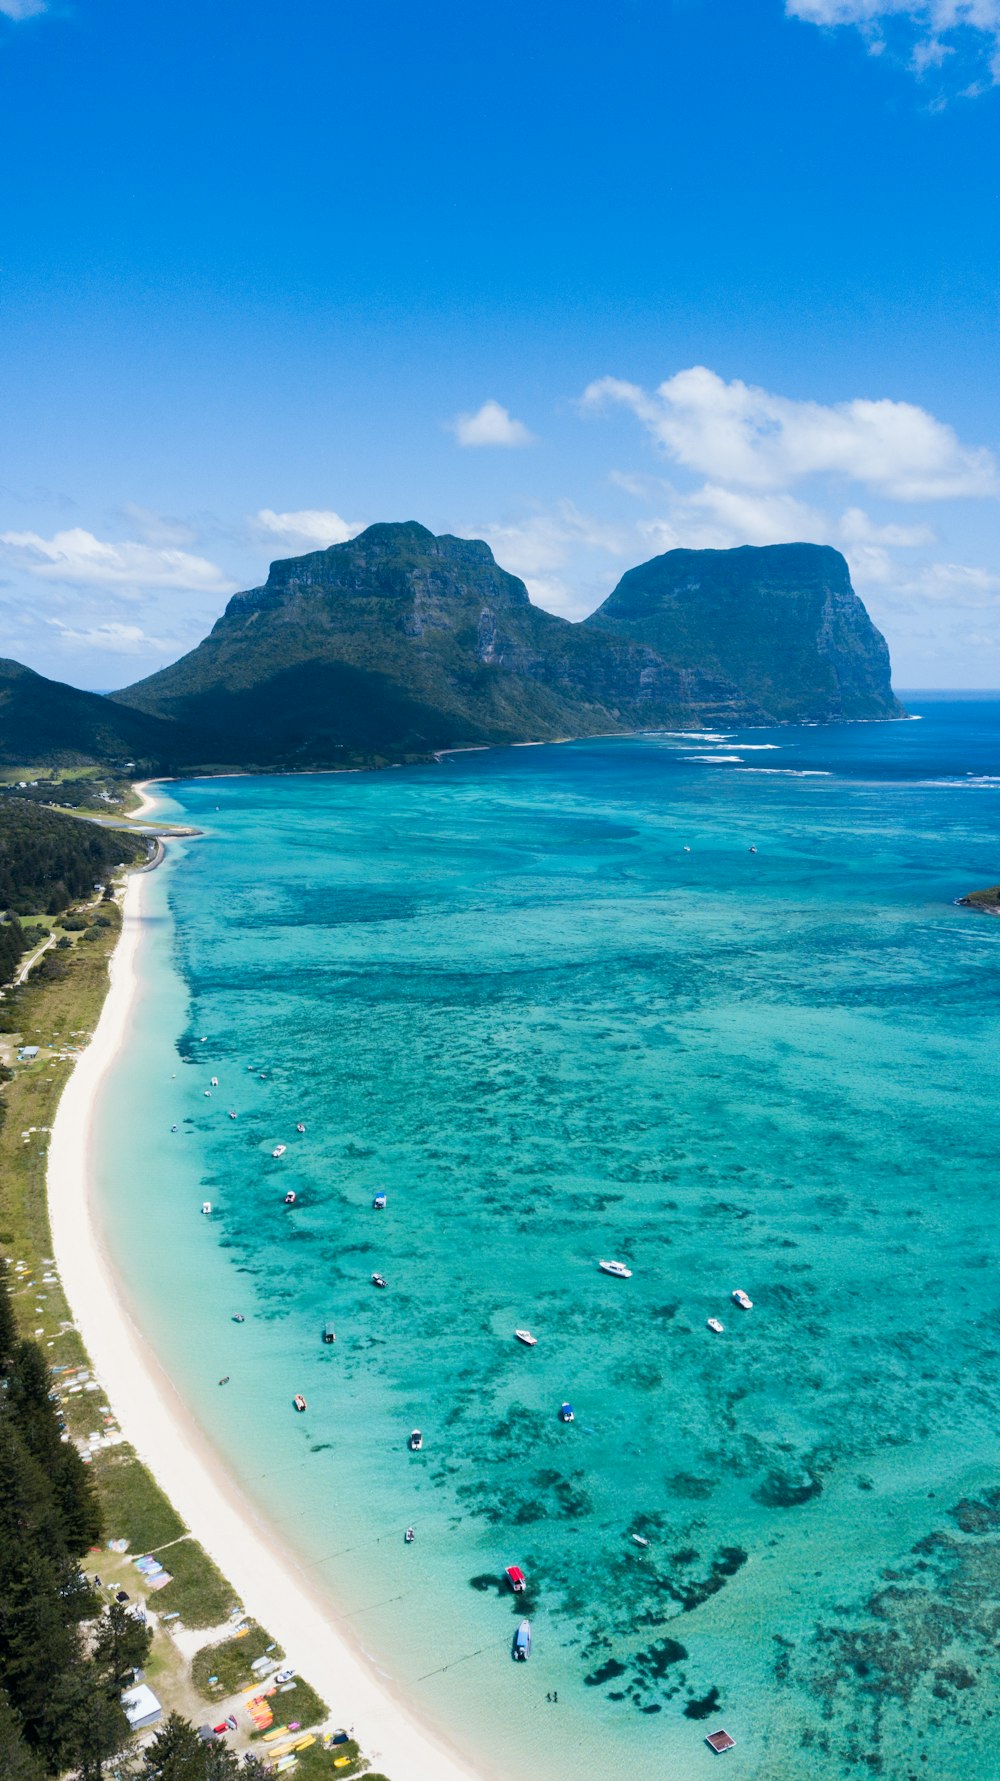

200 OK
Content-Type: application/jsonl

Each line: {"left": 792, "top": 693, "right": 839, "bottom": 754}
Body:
{"left": 0, "top": 799, "right": 145, "bottom": 915}
{"left": 134, "top": 1713, "right": 268, "bottom": 1779}
{"left": 192, "top": 1623, "right": 282, "bottom": 1699}
{"left": 0, "top": 658, "right": 187, "bottom": 774}
{"left": 585, "top": 540, "right": 901, "bottom": 723}
{"left": 959, "top": 884, "right": 1000, "bottom": 913}
{"left": 0, "top": 1264, "right": 154, "bottom": 1780}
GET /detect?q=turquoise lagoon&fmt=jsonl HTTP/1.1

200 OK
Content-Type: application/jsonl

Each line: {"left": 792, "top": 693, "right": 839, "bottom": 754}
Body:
{"left": 95, "top": 702, "right": 1000, "bottom": 1780}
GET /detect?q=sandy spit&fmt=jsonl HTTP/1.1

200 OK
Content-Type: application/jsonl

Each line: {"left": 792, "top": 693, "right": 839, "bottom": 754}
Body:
{"left": 47, "top": 846, "right": 482, "bottom": 1781}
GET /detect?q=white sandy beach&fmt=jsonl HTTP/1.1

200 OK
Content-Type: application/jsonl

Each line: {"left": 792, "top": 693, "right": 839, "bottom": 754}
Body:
{"left": 46, "top": 808, "right": 482, "bottom": 1781}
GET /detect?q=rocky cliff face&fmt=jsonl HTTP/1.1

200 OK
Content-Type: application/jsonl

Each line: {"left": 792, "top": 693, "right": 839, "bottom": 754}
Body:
{"left": 104, "top": 527, "right": 902, "bottom": 770}
{"left": 585, "top": 542, "right": 901, "bottom": 723}
{"left": 114, "top": 522, "right": 750, "bottom": 767}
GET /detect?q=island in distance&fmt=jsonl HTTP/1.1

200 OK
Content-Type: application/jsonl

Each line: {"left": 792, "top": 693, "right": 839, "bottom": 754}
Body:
{"left": 1, "top": 523, "right": 902, "bottom": 774}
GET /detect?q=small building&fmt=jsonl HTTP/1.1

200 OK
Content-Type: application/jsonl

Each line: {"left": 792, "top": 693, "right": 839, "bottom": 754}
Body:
{"left": 121, "top": 1683, "right": 162, "bottom": 1731}
{"left": 18, "top": 1046, "right": 39, "bottom": 1061}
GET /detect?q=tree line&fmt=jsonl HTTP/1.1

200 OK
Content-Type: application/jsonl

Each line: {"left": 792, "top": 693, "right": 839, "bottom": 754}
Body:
{"left": 0, "top": 1267, "right": 266, "bottom": 1779}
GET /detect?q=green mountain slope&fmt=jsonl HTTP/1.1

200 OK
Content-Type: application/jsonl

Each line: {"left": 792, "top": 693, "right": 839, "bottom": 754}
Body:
{"left": 114, "top": 521, "right": 747, "bottom": 767}
{"left": 3, "top": 528, "right": 901, "bottom": 778}
{"left": 585, "top": 542, "right": 901, "bottom": 722}
{"left": 0, "top": 659, "right": 193, "bottom": 771}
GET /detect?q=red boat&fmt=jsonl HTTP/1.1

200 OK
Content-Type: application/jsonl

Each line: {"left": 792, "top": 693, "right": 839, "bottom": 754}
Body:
{"left": 505, "top": 1565, "right": 526, "bottom": 1593}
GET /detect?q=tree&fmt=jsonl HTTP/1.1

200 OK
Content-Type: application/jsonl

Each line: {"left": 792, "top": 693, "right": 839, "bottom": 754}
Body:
{"left": 0, "top": 1262, "right": 19, "bottom": 1375}
{"left": 138, "top": 1714, "right": 270, "bottom": 1780}
{"left": 93, "top": 1601, "right": 152, "bottom": 1692}
{"left": 7, "top": 1338, "right": 102, "bottom": 1552}
{"left": 0, "top": 1689, "right": 44, "bottom": 1781}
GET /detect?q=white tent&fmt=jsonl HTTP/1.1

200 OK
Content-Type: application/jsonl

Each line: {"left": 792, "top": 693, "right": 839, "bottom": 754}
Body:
{"left": 121, "top": 1683, "right": 162, "bottom": 1730}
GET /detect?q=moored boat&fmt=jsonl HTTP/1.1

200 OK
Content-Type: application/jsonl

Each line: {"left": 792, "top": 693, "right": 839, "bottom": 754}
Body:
{"left": 201, "top": 1201, "right": 212, "bottom": 1216}
{"left": 559, "top": 1402, "right": 574, "bottom": 1422}
{"left": 505, "top": 1565, "right": 527, "bottom": 1593}
{"left": 284, "top": 1190, "right": 297, "bottom": 1206}
{"left": 514, "top": 1329, "right": 537, "bottom": 1346}
{"left": 631, "top": 1533, "right": 649, "bottom": 1548}
{"left": 373, "top": 1192, "right": 387, "bottom": 1210}
{"left": 409, "top": 1429, "right": 423, "bottom": 1451}
{"left": 322, "top": 1322, "right": 336, "bottom": 1344}
{"left": 371, "top": 1273, "right": 387, "bottom": 1288}
{"left": 404, "top": 1527, "right": 415, "bottom": 1544}
{"left": 599, "top": 1259, "right": 632, "bottom": 1278}
{"left": 293, "top": 1394, "right": 307, "bottom": 1412}
{"left": 707, "top": 1317, "right": 725, "bottom": 1334}
{"left": 232, "top": 1313, "right": 245, "bottom": 1323}
{"left": 296, "top": 1122, "right": 306, "bottom": 1133}
{"left": 731, "top": 1288, "right": 753, "bottom": 1310}
{"left": 272, "top": 1144, "right": 287, "bottom": 1159}
{"left": 513, "top": 1619, "right": 532, "bottom": 1661}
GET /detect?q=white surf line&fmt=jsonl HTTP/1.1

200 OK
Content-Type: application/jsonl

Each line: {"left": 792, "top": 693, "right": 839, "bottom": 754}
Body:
{"left": 47, "top": 862, "right": 484, "bottom": 1781}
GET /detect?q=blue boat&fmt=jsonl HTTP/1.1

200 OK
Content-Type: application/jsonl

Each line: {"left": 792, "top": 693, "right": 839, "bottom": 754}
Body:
{"left": 513, "top": 1619, "right": 532, "bottom": 1661}
{"left": 373, "top": 1192, "right": 387, "bottom": 1210}
{"left": 559, "top": 1402, "right": 574, "bottom": 1423}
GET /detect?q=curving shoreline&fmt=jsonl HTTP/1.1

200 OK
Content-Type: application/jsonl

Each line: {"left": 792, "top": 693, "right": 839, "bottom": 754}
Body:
{"left": 46, "top": 791, "right": 482, "bottom": 1781}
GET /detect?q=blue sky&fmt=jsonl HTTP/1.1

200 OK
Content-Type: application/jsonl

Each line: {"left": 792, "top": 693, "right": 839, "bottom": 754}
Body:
{"left": 1, "top": 0, "right": 998, "bottom": 688}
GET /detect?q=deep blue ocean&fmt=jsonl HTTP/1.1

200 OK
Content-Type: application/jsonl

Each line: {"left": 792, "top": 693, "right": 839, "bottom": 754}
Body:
{"left": 95, "top": 699, "right": 1000, "bottom": 1780}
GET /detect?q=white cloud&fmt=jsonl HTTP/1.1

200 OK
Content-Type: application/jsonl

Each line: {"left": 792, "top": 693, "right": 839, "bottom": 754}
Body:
{"left": 0, "top": 527, "right": 235, "bottom": 593}
{"left": 46, "top": 619, "right": 170, "bottom": 654}
{"left": 251, "top": 508, "right": 361, "bottom": 553}
{"left": 0, "top": 0, "right": 47, "bottom": 18}
{"left": 786, "top": 0, "right": 1000, "bottom": 87}
{"left": 582, "top": 366, "right": 998, "bottom": 501}
{"left": 450, "top": 400, "right": 536, "bottom": 448}
{"left": 485, "top": 503, "right": 629, "bottom": 581}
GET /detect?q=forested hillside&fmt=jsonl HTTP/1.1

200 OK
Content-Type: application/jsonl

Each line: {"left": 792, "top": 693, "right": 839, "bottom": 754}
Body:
{"left": 0, "top": 803, "right": 145, "bottom": 917}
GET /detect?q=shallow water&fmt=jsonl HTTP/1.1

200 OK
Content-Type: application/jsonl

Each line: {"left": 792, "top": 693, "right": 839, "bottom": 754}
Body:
{"left": 96, "top": 700, "right": 1000, "bottom": 1778}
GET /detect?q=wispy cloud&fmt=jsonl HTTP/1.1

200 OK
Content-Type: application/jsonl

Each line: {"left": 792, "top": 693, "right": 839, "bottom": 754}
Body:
{"left": 0, "top": 0, "right": 48, "bottom": 19}
{"left": 582, "top": 366, "right": 998, "bottom": 500}
{"left": 46, "top": 619, "right": 171, "bottom": 655}
{"left": 0, "top": 527, "right": 235, "bottom": 593}
{"left": 449, "top": 401, "right": 536, "bottom": 448}
{"left": 787, "top": 0, "right": 1000, "bottom": 91}
{"left": 250, "top": 508, "right": 362, "bottom": 553}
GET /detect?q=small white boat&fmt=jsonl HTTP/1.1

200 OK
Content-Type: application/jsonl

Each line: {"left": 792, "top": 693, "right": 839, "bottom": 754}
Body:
{"left": 373, "top": 1192, "right": 387, "bottom": 1210}
{"left": 272, "top": 1144, "right": 287, "bottom": 1159}
{"left": 210, "top": 1076, "right": 219, "bottom": 1087}
{"left": 631, "top": 1534, "right": 649, "bottom": 1548}
{"left": 514, "top": 1329, "right": 537, "bottom": 1346}
{"left": 599, "top": 1259, "right": 632, "bottom": 1279}
{"left": 513, "top": 1619, "right": 532, "bottom": 1661}
{"left": 409, "top": 1429, "right": 423, "bottom": 1451}
{"left": 201, "top": 1201, "right": 212, "bottom": 1216}
{"left": 731, "top": 1288, "right": 753, "bottom": 1310}
{"left": 559, "top": 1402, "right": 574, "bottom": 1423}
{"left": 283, "top": 1191, "right": 297, "bottom": 1206}
{"left": 405, "top": 1527, "right": 415, "bottom": 1544}
{"left": 296, "top": 1122, "right": 306, "bottom": 1134}
{"left": 228, "top": 1110, "right": 237, "bottom": 1120}
{"left": 707, "top": 1317, "right": 725, "bottom": 1334}
{"left": 371, "top": 1273, "right": 387, "bottom": 1289}
{"left": 293, "top": 1394, "right": 307, "bottom": 1413}
{"left": 204, "top": 1089, "right": 212, "bottom": 1098}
